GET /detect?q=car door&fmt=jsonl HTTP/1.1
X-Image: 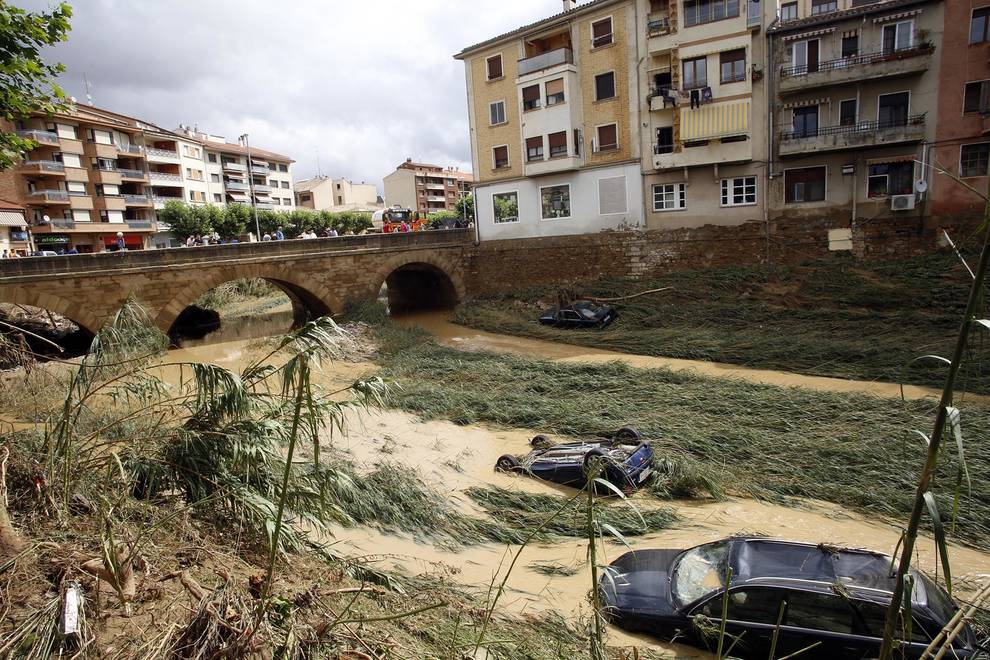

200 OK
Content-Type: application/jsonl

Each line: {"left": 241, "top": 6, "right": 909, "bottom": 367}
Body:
{"left": 560, "top": 310, "right": 581, "bottom": 327}
{"left": 852, "top": 600, "right": 943, "bottom": 659}
{"left": 691, "top": 587, "right": 785, "bottom": 656}
{"left": 774, "top": 589, "right": 868, "bottom": 659}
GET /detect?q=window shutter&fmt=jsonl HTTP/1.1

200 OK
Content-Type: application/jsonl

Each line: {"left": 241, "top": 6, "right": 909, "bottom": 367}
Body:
{"left": 598, "top": 176, "right": 627, "bottom": 214}
{"left": 597, "top": 124, "right": 618, "bottom": 149}
{"left": 523, "top": 85, "right": 540, "bottom": 102}
{"left": 546, "top": 79, "right": 564, "bottom": 96}
{"left": 487, "top": 56, "right": 502, "bottom": 79}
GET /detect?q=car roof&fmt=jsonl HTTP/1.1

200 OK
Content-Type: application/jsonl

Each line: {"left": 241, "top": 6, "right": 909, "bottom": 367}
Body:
{"left": 728, "top": 538, "right": 930, "bottom": 608}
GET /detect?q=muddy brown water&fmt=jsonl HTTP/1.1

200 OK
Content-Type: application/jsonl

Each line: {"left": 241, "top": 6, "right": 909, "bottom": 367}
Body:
{"left": 166, "top": 327, "right": 990, "bottom": 656}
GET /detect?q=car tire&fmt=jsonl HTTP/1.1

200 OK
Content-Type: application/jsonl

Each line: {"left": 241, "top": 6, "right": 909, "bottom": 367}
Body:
{"left": 614, "top": 426, "right": 642, "bottom": 444}
{"left": 495, "top": 454, "right": 522, "bottom": 473}
{"left": 530, "top": 434, "right": 553, "bottom": 448}
{"left": 582, "top": 448, "right": 609, "bottom": 477}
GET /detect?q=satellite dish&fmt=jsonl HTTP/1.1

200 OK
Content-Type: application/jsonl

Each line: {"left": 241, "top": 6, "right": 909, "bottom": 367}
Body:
{"left": 915, "top": 179, "right": 928, "bottom": 193}
{"left": 42, "top": 214, "right": 51, "bottom": 224}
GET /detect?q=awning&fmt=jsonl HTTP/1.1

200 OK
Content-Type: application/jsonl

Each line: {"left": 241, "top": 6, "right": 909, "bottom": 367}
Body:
{"left": 783, "top": 27, "right": 835, "bottom": 42}
{"left": 0, "top": 210, "right": 26, "bottom": 226}
{"left": 227, "top": 192, "right": 250, "bottom": 202}
{"left": 680, "top": 100, "right": 750, "bottom": 141}
{"left": 783, "top": 97, "right": 830, "bottom": 109}
{"left": 841, "top": 30, "right": 858, "bottom": 38}
{"left": 867, "top": 154, "right": 917, "bottom": 165}
{"left": 874, "top": 9, "right": 922, "bottom": 23}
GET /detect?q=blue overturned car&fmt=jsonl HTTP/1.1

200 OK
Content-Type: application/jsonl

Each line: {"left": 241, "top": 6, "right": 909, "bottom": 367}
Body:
{"left": 494, "top": 427, "right": 654, "bottom": 493}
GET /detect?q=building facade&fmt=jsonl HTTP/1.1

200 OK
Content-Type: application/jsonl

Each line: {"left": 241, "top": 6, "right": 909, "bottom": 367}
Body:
{"left": 383, "top": 159, "right": 473, "bottom": 214}
{"left": 0, "top": 198, "right": 29, "bottom": 256}
{"left": 295, "top": 176, "right": 381, "bottom": 211}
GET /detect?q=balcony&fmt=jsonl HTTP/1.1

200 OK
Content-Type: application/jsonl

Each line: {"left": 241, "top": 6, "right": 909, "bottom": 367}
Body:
{"left": 426, "top": 195, "right": 447, "bottom": 203}
{"left": 93, "top": 168, "right": 123, "bottom": 186}
{"left": 116, "top": 143, "right": 144, "bottom": 156}
{"left": 426, "top": 183, "right": 445, "bottom": 191}
{"left": 746, "top": 0, "right": 761, "bottom": 28}
{"left": 518, "top": 47, "right": 572, "bottom": 77}
{"left": 647, "top": 13, "right": 672, "bottom": 36}
{"left": 225, "top": 181, "right": 250, "bottom": 191}
{"left": 118, "top": 168, "right": 147, "bottom": 181}
{"left": 50, "top": 219, "right": 76, "bottom": 229}
{"left": 16, "top": 129, "right": 60, "bottom": 146}
{"left": 252, "top": 184, "right": 272, "bottom": 193}
{"left": 779, "top": 114, "right": 926, "bottom": 157}
{"left": 123, "top": 194, "right": 151, "bottom": 206}
{"left": 148, "top": 171, "right": 183, "bottom": 186}
{"left": 778, "top": 43, "right": 934, "bottom": 95}
{"left": 649, "top": 88, "right": 677, "bottom": 112}
{"left": 125, "top": 219, "right": 155, "bottom": 230}
{"left": 152, "top": 196, "right": 181, "bottom": 209}
{"left": 524, "top": 154, "right": 584, "bottom": 177}
{"left": 146, "top": 147, "right": 180, "bottom": 161}
{"left": 19, "top": 160, "right": 65, "bottom": 176}
{"left": 27, "top": 190, "right": 70, "bottom": 205}
{"left": 222, "top": 161, "right": 246, "bottom": 172}
{"left": 250, "top": 165, "right": 271, "bottom": 176}
{"left": 255, "top": 202, "right": 274, "bottom": 210}
{"left": 94, "top": 196, "right": 125, "bottom": 212}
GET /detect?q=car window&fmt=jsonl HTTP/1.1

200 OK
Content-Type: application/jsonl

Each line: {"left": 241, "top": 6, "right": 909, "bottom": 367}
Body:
{"left": 854, "top": 601, "right": 935, "bottom": 644}
{"left": 786, "top": 591, "right": 854, "bottom": 634}
{"left": 699, "top": 588, "right": 785, "bottom": 625}
{"left": 673, "top": 541, "right": 730, "bottom": 605}
{"left": 562, "top": 311, "right": 580, "bottom": 320}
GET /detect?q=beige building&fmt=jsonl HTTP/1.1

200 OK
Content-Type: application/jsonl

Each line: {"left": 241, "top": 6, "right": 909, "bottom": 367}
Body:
{"left": 0, "top": 198, "right": 29, "bottom": 256}
{"left": 295, "top": 176, "right": 381, "bottom": 211}
{"left": 383, "top": 159, "right": 473, "bottom": 214}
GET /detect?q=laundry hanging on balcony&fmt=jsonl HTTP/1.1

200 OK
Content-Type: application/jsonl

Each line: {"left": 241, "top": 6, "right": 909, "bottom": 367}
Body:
{"left": 680, "top": 100, "right": 750, "bottom": 140}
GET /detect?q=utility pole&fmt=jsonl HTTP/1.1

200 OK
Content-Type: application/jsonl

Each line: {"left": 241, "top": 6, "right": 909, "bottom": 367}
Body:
{"left": 241, "top": 133, "right": 261, "bottom": 241}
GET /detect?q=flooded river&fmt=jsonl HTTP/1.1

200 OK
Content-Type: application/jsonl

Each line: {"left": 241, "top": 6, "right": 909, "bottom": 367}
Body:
{"left": 167, "top": 316, "right": 990, "bottom": 656}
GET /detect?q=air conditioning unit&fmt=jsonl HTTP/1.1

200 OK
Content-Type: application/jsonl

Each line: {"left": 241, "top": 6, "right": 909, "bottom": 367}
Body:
{"left": 891, "top": 194, "right": 915, "bottom": 211}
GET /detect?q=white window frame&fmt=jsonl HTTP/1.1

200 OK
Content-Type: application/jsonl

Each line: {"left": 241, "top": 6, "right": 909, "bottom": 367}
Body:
{"left": 959, "top": 142, "right": 990, "bottom": 178}
{"left": 780, "top": 1, "right": 797, "bottom": 20}
{"left": 492, "top": 190, "right": 519, "bottom": 224}
{"left": 720, "top": 176, "right": 758, "bottom": 207}
{"left": 591, "top": 16, "right": 614, "bottom": 48}
{"left": 882, "top": 19, "right": 914, "bottom": 53}
{"left": 594, "top": 70, "right": 617, "bottom": 101}
{"left": 539, "top": 183, "right": 572, "bottom": 220}
{"left": 62, "top": 153, "right": 82, "bottom": 169}
{"left": 489, "top": 100, "right": 506, "bottom": 126}
{"left": 791, "top": 38, "right": 818, "bottom": 71}
{"left": 652, "top": 183, "right": 687, "bottom": 212}
{"left": 491, "top": 144, "right": 510, "bottom": 170}
{"left": 486, "top": 54, "right": 503, "bottom": 81}
{"left": 594, "top": 122, "right": 619, "bottom": 152}
{"left": 783, "top": 165, "right": 827, "bottom": 204}
{"left": 66, "top": 181, "right": 87, "bottom": 195}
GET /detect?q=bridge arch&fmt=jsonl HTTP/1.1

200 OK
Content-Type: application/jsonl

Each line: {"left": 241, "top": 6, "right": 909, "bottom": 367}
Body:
{"left": 155, "top": 264, "right": 343, "bottom": 337}
{"left": 0, "top": 288, "right": 104, "bottom": 336}
{"left": 371, "top": 254, "right": 465, "bottom": 315}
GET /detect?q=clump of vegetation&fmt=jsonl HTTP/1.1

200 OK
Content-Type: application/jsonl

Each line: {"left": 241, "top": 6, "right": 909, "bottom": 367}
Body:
{"left": 452, "top": 252, "right": 990, "bottom": 392}
{"left": 159, "top": 200, "right": 373, "bottom": 240}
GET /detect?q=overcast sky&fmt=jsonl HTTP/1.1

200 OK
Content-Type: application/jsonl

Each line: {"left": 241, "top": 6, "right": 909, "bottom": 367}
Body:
{"left": 22, "top": 0, "right": 568, "bottom": 189}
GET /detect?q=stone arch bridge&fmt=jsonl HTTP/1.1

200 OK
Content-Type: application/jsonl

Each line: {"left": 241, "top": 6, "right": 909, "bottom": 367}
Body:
{"left": 0, "top": 229, "right": 474, "bottom": 336}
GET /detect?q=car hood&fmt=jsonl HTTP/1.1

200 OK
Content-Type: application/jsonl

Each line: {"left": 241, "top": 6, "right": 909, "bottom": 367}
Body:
{"left": 600, "top": 549, "right": 682, "bottom": 615}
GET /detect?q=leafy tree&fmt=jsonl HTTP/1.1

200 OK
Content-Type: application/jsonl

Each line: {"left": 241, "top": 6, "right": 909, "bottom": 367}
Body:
{"left": 455, "top": 194, "right": 475, "bottom": 223}
{"left": 210, "top": 205, "right": 245, "bottom": 240}
{"left": 224, "top": 204, "right": 253, "bottom": 236}
{"left": 427, "top": 210, "right": 459, "bottom": 229}
{"left": 160, "top": 201, "right": 209, "bottom": 240}
{"left": 1, "top": 2, "right": 72, "bottom": 171}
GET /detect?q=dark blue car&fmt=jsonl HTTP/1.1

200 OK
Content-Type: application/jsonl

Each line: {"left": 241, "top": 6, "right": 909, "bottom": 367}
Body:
{"left": 495, "top": 427, "right": 654, "bottom": 493}
{"left": 600, "top": 537, "right": 981, "bottom": 659}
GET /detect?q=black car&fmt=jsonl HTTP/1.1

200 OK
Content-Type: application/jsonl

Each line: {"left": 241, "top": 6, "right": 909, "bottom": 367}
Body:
{"left": 495, "top": 427, "right": 654, "bottom": 493}
{"left": 538, "top": 301, "right": 617, "bottom": 328}
{"left": 600, "top": 537, "right": 980, "bottom": 659}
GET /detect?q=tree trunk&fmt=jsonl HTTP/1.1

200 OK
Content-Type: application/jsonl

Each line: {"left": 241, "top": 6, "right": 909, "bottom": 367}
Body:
{"left": 0, "top": 448, "right": 26, "bottom": 559}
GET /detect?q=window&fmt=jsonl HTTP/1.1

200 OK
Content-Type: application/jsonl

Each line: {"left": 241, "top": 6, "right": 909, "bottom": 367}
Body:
{"left": 961, "top": 144, "right": 990, "bottom": 177}
{"left": 840, "top": 99, "right": 857, "bottom": 126}
{"left": 281, "top": 181, "right": 290, "bottom": 189}
{"left": 878, "top": 92, "right": 909, "bottom": 126}
{"left": 791, "top": 39, "right": 819, "bottom": 73}
{"left": 720, "top": 176, "right": 757, "bottom": 206}
{"left": 792, "top": 105, "right": 819, "bottom": 137}
{"left": 90, "top": 129, "right": 113, "bottom": 145}
{"left": 73, "top": 210, "right": 91, "bottom": 222}
{"left": 189, "top": 190, "right": 206, "bottom": 203}
{"left": 548, "top": 131, "right": 568, "bottom": 157}
{"left": 841, "top": 34, "right": 859, "bottom": 58}
{"left": 546, "top": 79, "right": 565, "bottom": 106}
{"left": 699, "top": 588, "right": 784, "bottom": 624}
{"left": 656, "top": 127, "right": 674, "bottom": 154}
{"left": 964, "top": 81, "right": 990, "bottom": 114}
{"left": 211, "top": 173, "right": 221, "bottom": 183}
{"left": 67, "top": 182, "right": 87, "bottom": 195}
{"left": 540, "top": 184, "right": 570, "bottom": 219}
{"left": 300, "top": 193, "right": 311, "bottom": 202}
{"left": 594, "top": 72, "right": 616, "bottom": 100}
{"left": 972, "top": 7, "right": 990, "bottom": 44}
{"left": 653, "top": 183, "right": 686, "bottom": 211}
{"left": 99, "top": 183, "right": 120, "bottom": 196}
{"left": 493, "top": 191, "right": 519, "bottom": 223}
{"left": 208, "top": 153, "right": 217, "bottom": 163}
{"left": 868, "top": 161, "right": 914, "bottom": 197}
{"left": 592, "top": 17, "right": 613, "bottom": 47}
{"left": 785, "top": 167, "right": 826, "bottom": 203}
{"left": 62, "top": 153, "right": 81, "bottom": 169}
{"left": 213, "top": 193, "right": 222, "bottom": 202}
{"left": 522, "top": 85, "right": 541, "bottom": 111}
{"left": 682, "top": 56, "right": 707, "bottom": 89}
{"left": 780, "top": 2, "right": 797, "bottom": 20}
{"left": 720, "top": 49, "right": 746, "bottom": 83}
{"left": 526, "top": 136, "right": 544, "bottom": 162}
{"left": 269, "top": 179, "right": 277, "bottom": 187}
{"left": 882, "top": 20, "right": 914, "bottom": 54}
{"left": 596, "top": 124, "right": 618, "bottom": 151}
{"left": 337, "top": 196, "right": 343, "bottom": 204}
{"left": 490, "top": 100, "right": 506, "bottom": 125}
{"left": 684, "top": 0, "right": 740, "bottom": 26}
{"left": 184, "top": 145, "right": 201, "bottom": 159}
{"left": 278, "top": 164, "right": 288, "bottom": 172}
{"left": 186, "top": 168, "right": 203, "bottom": 181}
{"left": 574, "top": 129, "right": 583, "bottom": 156}
{"left": 787, "top": 592, "right": 853, "bottom": 634}
{"left": 810, "top": 0, "right": 837, "bottom": 15}
{"left": 486, "top": 54, "right": 503, "bottom": 80}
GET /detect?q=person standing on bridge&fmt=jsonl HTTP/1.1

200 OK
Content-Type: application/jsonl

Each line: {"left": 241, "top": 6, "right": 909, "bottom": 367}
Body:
{"left": 116, "top": 232, "right": 126, "bottom": 251}
{"left": 275, "top": 227, "right": 285, "bottom": 241}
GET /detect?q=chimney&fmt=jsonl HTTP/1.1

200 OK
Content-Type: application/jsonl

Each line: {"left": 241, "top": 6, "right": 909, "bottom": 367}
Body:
{"left": 563, "top": 0, "right": 576, "bottom": 11}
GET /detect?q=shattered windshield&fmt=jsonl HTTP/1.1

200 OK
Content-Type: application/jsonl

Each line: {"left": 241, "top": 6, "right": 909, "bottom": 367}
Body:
{"left": 673, "top": 541, "right": 730, "bottom": 605}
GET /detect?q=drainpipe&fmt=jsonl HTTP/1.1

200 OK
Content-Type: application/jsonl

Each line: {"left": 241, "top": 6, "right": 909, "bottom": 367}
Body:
{"left": 472, "top": 185, "right": 480, "bottom": 245}
{"left": 766, "top": 17, "right": 779, "bottom": 268}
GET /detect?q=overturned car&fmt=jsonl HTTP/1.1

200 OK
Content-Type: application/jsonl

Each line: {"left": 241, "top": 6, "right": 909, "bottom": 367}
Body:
{"left": 494, "top": 427, "right": 654, "bottom": 493}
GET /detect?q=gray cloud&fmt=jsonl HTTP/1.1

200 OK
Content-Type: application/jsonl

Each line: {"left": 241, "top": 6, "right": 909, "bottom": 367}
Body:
{"left": 19, "top": 0, "right": 561, "bottom": 189}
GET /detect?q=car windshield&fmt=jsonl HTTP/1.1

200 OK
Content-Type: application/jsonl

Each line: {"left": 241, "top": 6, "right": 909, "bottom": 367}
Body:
{"left": 672, "top": 541, "right": 730, "bottom": 606}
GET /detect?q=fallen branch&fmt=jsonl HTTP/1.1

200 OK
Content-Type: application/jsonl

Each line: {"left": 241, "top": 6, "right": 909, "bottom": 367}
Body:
{"left": 81, "top": 544, "right": 135, "bottom": 603}
{"left": 328, "top": 585, "right": 387, "bottom": 596}
{"left": 577, "top": 287, "right": 673, "bottom": 303}
{"left": 180, "top": 570, "right": 207, "bottom": 601}
{"left": 0, "top": 448, "right": 26, "bottom": 559}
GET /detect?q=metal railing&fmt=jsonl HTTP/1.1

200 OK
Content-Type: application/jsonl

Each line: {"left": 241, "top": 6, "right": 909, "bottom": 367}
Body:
{"left": 118, "top": 168, "right": 147, "bottom": 179}
{"left": 653, "top": 143, "right": 674, "bottom": 155}
{"left": 222, "top": 161, "right": 246, "bottom": 170}
{"left": 146, "top": 147, "right": 179, "bottom": 159}
{"left": 780, "top": 113, "right": 925, "bottom": 140}
{"left": 252, "top": 184, "right": 272, "bottom": 193}
{"left": 225, "top": 181, "right": 250, "bottom": 191}
{"left": 23, "top": 160, "right": 65, "bottom": 172}
{"left": 50, "top": 219, "right": 76, "bottom": 229}
{"left": 250, "top": 166, "right": 271, "bottom": 176}
{"left": 518, "top": 47, "right": 572, "bottom": 76}
{"left": 123, "top": 194, "right": 150, "bottom": 205}
{"left": 647, "top": 14, "right": 671, "bottom": 34}
{"left": 28, "top": 190, "right": 70, "bottom": 202}
{"left": 780, "top": 41, "right": 933, "bottom": 77}
{"left": 125, "top": 220, "right": 154, "bottom": 229}
{"left": 148, "top": 171, "right": 182, "bottom": 182}
{"left": 255, "top": 202, "right": 275, "bottom": 210}
{"left": 16, "top": 129, "right": 60, "bottom": 144}
{"left": 116, "top": 143, "right": 143, "bottom": 154}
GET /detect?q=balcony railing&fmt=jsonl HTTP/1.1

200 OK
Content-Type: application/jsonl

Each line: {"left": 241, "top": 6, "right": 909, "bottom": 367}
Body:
{"left": 225, "top": 181, "right": 250, "bottom": 191}
{"left": 252, "top": 184, "right": 272, "bottom": 193}
{"left": 148, "top": 171, "right": 182, "bottom": 182}
{"left": 250, "top": 166, "right": 271, "bottom": 176}
{"left": 647, "top": 14, "right": 672, "bottom": 35}
{"left": 780, "top": 42, "right": 933, "bottom": 77}
{"left": 222, "top": 161, "right": 246, "bottom": 171}
{"left": 28, "top": 190, "right": 70, "bottom": 203}
{"left": 118, "top": 168, "right": 147, "bottom": 179}
{"left": 16, "top": 129, "right": 60, "bottom": 145}
{"left": 746, "top": 0, "right": 761, "bottom": 28}
{"left": 653, "top": 143, "right": 674, "bottom": 155}
{"left": 125, "top": 220, "right": 154, "bottom": 229}
{"left": 255, "top": 202, "right": 274, "bottom": 210}
{"left": 23, "top": 160, "right": 65, "bottom": 173}
{"left": 780, "top": 113, "right": 925, "bottom": 141}
{"left": 123, "top": 194, "right": 149, "bottom": 205}
{"left": 518, "top": 47, "right": 572, "bottom": 76}
{"left": 116, "top": 143, "right": 144, "bottom": 155}
{"left": 146, "top": 147, "right": 179, "bottom": 158}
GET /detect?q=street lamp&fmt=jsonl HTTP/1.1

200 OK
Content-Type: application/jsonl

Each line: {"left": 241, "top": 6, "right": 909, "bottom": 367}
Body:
{"left": 240, "top": 133, "right": 261, "bottom": 241}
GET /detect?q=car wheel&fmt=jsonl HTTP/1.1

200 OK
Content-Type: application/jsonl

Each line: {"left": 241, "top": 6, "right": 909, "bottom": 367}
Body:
{"left": 530, "top": 434, "right": 553, "bottom": 448}
{"left": 495, "top": 454, "right": 522, "bottom": 473}
{"left": 614, "top": 426, "right": 642, "bottom": 444}
{"left": 582, "top": 448, "right": 609, "bottom": 477}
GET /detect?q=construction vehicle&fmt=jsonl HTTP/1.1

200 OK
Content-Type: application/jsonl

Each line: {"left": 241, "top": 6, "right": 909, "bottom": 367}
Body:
{"left": 378, "top": 206, "right": 426, "bottom": 233}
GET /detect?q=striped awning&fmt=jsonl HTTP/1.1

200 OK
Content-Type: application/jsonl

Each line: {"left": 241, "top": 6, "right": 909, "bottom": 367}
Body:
{"left": 0, "top": 210, "right": 26, "bottom": 227}
{"left": 680, "top": 100, "right": 750, "bottom": 141}
{"left": 783, "top": 97, "right": 829, "bottom": 109}
{"left": 867, "top": 154, "right": 917, "bottom": 165}
{"left": 841, "top": 29, "right": 858, "bottom": 38}
{"left": 782, "top": 27, "right": 835, "bottom": 42}
{"left": 874, "top": 9, "right": 922, "bottom": 23}
{"left": 227, "top": 192, "right": 250, "bottom": 202}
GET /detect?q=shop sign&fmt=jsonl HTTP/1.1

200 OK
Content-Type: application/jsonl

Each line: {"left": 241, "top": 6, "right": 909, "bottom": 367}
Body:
{"left": 35, "top": 234, "right": 70, "bottom": 245}
{"left": 10, "top": 231, "right": 28, "bottom": 241}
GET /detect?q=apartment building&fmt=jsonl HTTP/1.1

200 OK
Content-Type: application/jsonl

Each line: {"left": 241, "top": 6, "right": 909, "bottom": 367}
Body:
{"left": 295, "top": 176, "right": 381, "bottom": 211}
{"left": 639, "top": 0, "right": 770, "bottom": 230}
{"left": 767, "top": 0, "right": 944, "bottom": 229}
{"left": 929, "top": 1, "right": 990, "bottom": 217}
{"left": 382, "top": 159, "right": 473, "bottom": 214}
{"left": 0, "top": 198, "right": 29, "bottom": 256}
{"left": 456, "top": 0, "right": 647, "bottom": 239}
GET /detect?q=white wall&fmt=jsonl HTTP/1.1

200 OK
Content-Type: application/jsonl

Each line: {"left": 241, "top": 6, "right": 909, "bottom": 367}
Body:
{"left": 476, "top": 162, "right": 644, "bottom": 240}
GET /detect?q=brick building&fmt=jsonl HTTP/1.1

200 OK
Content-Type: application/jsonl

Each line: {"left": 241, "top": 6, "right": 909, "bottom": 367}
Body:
{"left": 382, "top": 159, "right": 472, "bottom": 215}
